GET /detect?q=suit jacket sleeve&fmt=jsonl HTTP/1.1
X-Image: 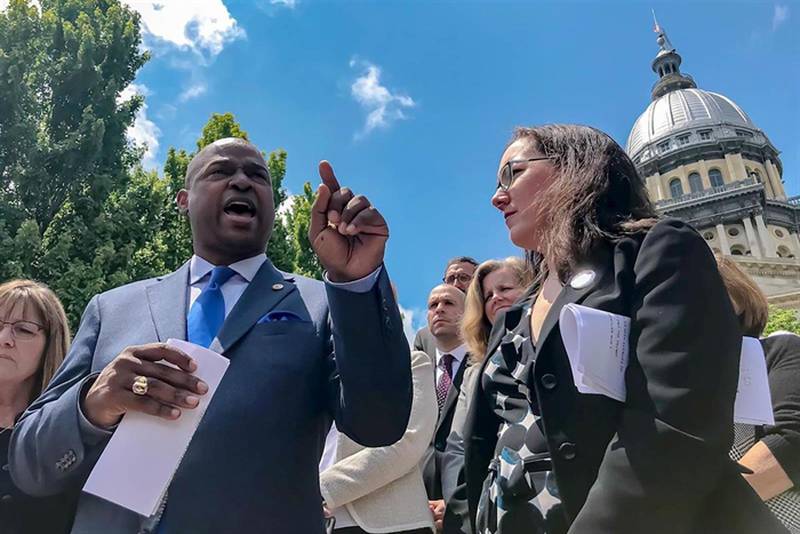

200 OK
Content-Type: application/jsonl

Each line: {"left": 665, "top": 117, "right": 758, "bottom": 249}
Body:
{"left": 441, "top": 365, "right": 477, "bottom": 503}
{"left": 760, "top": 335, "right": 800, "bottom": 487}
{"left": 10, "top": 296, "right": 110, "bottom": 497}
{"left": 319, "top": 350, "right": 436, "bottom": 509}
{"left": 325, "top": 266, "right": 413, "bottom": 447}
{"left": 569, "top": 220, "right": 742, "bottom": 533}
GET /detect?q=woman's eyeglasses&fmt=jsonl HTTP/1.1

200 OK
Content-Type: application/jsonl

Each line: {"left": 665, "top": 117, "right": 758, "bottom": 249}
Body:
{"left": 0, "top": 319, "right": 45, "bottom": 341}
{"left": 496, "top": 157, "right": 553, "bottom": 191}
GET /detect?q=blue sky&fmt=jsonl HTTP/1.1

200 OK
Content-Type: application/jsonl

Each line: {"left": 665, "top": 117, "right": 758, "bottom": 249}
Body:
{"left": 115, "top": 0, "right": 798, "bottom": 332}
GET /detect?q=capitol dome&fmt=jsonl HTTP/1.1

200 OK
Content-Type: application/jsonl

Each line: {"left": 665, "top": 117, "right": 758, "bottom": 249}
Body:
{"left": 626, "top": 88, "right": 757, "bottom": 159}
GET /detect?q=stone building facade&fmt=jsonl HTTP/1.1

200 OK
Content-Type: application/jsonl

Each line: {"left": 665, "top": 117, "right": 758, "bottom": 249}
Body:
{"left": 626, "top": 23, "right": 800, "bottom": 309}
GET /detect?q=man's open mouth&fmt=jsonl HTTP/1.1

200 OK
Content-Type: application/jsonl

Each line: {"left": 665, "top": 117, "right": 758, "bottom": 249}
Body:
{"left": 223, "top": 198, "right": 257, "bottom": 219}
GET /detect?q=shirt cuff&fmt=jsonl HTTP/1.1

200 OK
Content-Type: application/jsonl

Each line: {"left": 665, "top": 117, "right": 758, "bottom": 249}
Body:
{"left": 77, "top": 374, "right": 117, "bottom": 444}
{"left": 324, "top": 266, "right": 382, "bottom": 293}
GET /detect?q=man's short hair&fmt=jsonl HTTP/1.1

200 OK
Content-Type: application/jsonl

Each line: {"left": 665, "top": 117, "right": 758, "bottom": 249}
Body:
{"left": 445, "top": 256, "right": 479, "bottom": 270}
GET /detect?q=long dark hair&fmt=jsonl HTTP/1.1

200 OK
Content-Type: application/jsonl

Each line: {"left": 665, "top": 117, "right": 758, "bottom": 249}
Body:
{"left": 509, "top": 124, "right": 658, "bottom": 284}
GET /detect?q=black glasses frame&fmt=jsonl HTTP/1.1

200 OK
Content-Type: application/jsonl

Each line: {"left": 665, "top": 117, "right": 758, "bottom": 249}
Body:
{"left": 497, "top": 157, "right": 553, "bottom": 191}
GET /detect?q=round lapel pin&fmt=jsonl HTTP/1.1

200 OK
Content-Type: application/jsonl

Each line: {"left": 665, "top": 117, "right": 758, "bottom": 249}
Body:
{"left": 272, "top": 283, "right": 284, "bottom": 291}
{"left": 569, "top": 270, "right": 596, "bottom": 290}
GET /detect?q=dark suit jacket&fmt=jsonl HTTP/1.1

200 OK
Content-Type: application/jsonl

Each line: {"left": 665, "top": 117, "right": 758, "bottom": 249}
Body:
{"left": 418, "top": 340, "right": 470, "bottom": 500}
{"left": 10, "top": 260, "right": 412, "bottom": 534}
{"left": 445, "top": 219, "right": 787, "bottom": 534}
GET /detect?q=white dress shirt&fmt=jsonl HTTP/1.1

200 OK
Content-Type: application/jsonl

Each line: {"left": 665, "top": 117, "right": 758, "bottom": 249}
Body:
{"left": 188, "top": 254, "right": 267, "bottom": 317}
{"left": 435, "top": 343, "right": 467, "bottom": 384}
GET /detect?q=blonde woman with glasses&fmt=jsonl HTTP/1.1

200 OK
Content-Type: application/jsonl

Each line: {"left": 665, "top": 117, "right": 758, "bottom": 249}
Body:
{"left": 0, "top": 279, "right": 76, "bottom": 533}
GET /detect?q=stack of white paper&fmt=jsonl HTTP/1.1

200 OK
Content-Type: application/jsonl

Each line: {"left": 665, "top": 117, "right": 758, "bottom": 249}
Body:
{"left": 559, "top": 304, "right": 629, "bottom": 402}
{"left": 734, "top": 337, "right": 775, "bottom": 426}
{"left": 558, "top": 304, "right": 775, "bottom": 425}
{"left": 83, "top": 339, "right": 230, "bottom": 517}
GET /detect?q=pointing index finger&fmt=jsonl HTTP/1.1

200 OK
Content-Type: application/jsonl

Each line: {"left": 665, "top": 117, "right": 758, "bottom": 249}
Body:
{"left": 318, "top": 160, "right": 341, "bottom": 193}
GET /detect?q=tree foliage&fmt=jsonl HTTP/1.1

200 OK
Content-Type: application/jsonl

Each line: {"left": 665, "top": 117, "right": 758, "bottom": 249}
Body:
{"left": 0, "top": 0, "right": 321, "bottom": 329}
{"left": 764, "top": 306, "right": 800, "bottom": 336}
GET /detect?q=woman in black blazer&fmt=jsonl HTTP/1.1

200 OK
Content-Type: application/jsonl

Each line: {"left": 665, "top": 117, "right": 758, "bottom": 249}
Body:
{"left": 443, "top": 124, "right": 786, "bottom": 534}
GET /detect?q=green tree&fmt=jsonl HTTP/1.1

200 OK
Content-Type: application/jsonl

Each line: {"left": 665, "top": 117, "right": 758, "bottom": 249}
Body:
{"left": 0, "top": 0, "right": 150, "bottom": 325}
{"left": 0, "top": 1, "right": 323, "bottom": 327}
{"left": 764, "top": 306, "right": 800, "bottom": 336}
{"left": 196, "top": 112, "right": 248, "bottom": 151}
{"left": 286, "top": 182, "right": 322, "bottom": 279}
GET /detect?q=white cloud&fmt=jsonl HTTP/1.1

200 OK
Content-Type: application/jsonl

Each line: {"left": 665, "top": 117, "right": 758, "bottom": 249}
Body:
{"left": 119, "top": 84, "right": 161, "bottom": 168}
{"left": 276, "top": 193, "right": 297, "bottom": 220}
{"left": 349, "top": 58, "right": 415, "bottom": 138}
{"left": 179, "top": 82, "right": 208, "bottom": 102}
{"left": 271, "top": 0, "right": 297, "bottom": 8}
{"left": 772, "top": 4, "right": 790, "bottom": 30}
{"left": 122, "top": 0, "right": 244, "bottom": 57}
{"left": 398, "top": 305, "right": 424, "bottom": 347}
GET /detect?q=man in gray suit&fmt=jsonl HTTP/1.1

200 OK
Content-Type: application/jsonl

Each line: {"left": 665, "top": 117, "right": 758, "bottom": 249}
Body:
{"left": 413, "top": 256, "right": 477, "bottom": 361}
{"left": 10, "top": 138, "right": 412, "bottom": 533}
{"left": 419, "top": 284, "right": 469, "bottom": 529}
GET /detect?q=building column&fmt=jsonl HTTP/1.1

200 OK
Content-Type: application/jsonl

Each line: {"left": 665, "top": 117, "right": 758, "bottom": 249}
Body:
{"left": 764, "top": 159, "right": 786, "bottom": 200}
{"left": 724, "top": 154, "right": 739, "bottom": 184}
{"left": 731, "top": 153, "right": 748, "bottom": 182}
{"left": 716, "top": 223, "right": 731, "bottom": 255}
{"left": 755, "top": 213, "right": 778, "bottom": 258}
{"left": 742, "top": 216, "right": 762, "bottom": 258}
{"left": 792, "top": 232, "right": 800, "bottom": 257}
{"left": 752, "top": 161, "right": 775, "bottom": 197}
{"left": 677, "top": 166, "right": 690, "bottom": 195}
{"left": 697, "top": 159, "right": 712, "bottom": 189}
{"left": 646, "top": 173, "right": 665, "bottom": 201}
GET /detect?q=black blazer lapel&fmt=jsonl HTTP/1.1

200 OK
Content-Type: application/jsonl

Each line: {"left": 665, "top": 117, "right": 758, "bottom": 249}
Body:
{"left": 535, "top": 280, "right": 595, "bottom": 352}
{"left": 213, "top": 260, "right": 297, "bottom": 354}
{"left": 146, "top": 262, "right": 190, "bottom": 342}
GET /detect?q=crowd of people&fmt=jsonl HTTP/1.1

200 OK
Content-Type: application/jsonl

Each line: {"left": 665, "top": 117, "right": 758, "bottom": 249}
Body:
{"left": 0, "top": 124, "right": 798, "bottom": 534}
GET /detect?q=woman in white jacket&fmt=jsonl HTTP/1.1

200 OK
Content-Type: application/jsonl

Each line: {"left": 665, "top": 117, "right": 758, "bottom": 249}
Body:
{"left": 320, "top": 349, "right": 437, "bottom": 534}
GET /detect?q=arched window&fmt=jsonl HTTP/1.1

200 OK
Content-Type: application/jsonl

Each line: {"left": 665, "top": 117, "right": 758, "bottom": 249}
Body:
{"left": 709, "top": 168, "right": 724, "bottom": 188}
{"left": 777, "top": 246, "right": 792, "bottom": 258}
{"left": 688, "top": 172, "right": 703, "bottom": 193}
{"left": 752, "top": 169, "right": 762, "bottom": 183}
{"left": 669, "top": 178, "right": 683, "bottom": 198}
{"left": 730, "top": 245, "right": 745, "bottom": 256}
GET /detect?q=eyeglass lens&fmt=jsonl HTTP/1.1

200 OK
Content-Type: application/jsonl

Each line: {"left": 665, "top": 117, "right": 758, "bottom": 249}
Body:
{"left": 0, "top": 320, "right": 42, "bottom": 340}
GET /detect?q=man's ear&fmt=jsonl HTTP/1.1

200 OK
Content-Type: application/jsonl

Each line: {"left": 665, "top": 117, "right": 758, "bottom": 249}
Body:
{"left": 176, "top": 189, "right": 189, "bottom": 215}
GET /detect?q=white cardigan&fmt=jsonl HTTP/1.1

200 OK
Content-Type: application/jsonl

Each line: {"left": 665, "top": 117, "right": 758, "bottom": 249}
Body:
{"left": 320, "top": 350, "right": 437, "bottom": 533}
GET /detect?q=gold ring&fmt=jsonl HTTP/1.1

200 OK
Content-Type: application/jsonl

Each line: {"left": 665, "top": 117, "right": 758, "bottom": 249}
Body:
{"left": 132, "top": 375, "right": 149, "bottom": 396}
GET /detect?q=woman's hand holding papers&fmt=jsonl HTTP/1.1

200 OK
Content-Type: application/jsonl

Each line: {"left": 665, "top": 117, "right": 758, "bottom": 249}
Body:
{"left": 81, "top": 343, "right": 208, "bottom": 429}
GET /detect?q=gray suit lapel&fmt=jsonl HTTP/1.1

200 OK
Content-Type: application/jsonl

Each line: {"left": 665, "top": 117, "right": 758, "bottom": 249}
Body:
{"left": 212, "top": 260, "right": 297, "bottom": 354}
{"left": 146, "top": 262, "right": 190, "bottom": 342}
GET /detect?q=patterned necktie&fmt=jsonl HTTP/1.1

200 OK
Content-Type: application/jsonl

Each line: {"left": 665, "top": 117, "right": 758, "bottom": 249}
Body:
{"left": 187, "top": 266, "right": 236, "bottom": 348}
{"left": 436, "top": 353, "right": 454, "bottom": 411}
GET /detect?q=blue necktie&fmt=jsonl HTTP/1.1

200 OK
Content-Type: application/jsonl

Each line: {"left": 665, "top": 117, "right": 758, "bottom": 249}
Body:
{"left": 157, "top": 266, "right": 236, "bottom": 533}
{"left": 187, "top": 266, "right": 236, "bottom": 348}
